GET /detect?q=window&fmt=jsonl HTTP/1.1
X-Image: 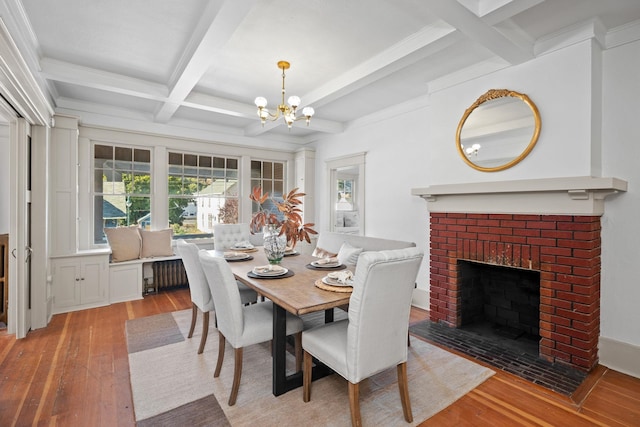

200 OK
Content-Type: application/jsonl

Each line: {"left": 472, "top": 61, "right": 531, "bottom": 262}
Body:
{"left": 168, "top": 152, "right": 239, "bottom": 236}
{"left": 93, "top": 144, "right": 151, "bottom": 243}
{"left": 250, "top": 160, "right": 285, "bottom": 216}
{"left": 336, "top": 178, "right": 354, "bottom": 211}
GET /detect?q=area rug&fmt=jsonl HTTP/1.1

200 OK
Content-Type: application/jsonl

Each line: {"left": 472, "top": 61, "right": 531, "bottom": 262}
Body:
{"left": 126, "top": 309, "right": 494, "bottom": 426}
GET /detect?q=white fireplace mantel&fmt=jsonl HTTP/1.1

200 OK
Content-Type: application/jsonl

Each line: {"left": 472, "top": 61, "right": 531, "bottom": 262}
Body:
{"left": 411, "top": 176, "right": 627, "bottom": 216}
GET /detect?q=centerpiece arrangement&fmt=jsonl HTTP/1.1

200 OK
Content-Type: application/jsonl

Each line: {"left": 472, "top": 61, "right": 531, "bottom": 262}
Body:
{"left": 249, "top": 186, "right": 317, "bottom": 264}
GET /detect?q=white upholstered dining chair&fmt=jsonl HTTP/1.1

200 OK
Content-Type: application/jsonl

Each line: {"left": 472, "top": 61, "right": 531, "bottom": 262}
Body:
{"left": 198, "top": 250, "right": 305, "bottom": 406}
{"left": 176, "top": 240, "right": 257, "bottom": 354}
{"left": 213, "top": 223, "right": 260, "bottom": 249}
{"left": 302, "top": 247, "right": 424, "bottom": 426}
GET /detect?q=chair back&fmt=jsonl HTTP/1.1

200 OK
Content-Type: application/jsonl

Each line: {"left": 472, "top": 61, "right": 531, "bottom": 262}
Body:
{"left": 346, "top": 247, "right": 423, "bottom": 383}
{"left": 198, "top": 251, "right": 244, "bottom": 346}
{"left": 175, "top": 240, "right": 214, "bottom": 312}
{"left": 213, "top": 223, "right": 252, "bottom": 250}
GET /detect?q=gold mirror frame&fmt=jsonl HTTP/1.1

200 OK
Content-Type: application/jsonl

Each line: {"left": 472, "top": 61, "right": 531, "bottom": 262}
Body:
{"left": 456, "top": 89, "right": 541, "bottom": 172}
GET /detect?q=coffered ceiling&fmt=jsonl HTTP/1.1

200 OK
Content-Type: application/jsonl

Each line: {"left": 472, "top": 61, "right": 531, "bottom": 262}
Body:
{"left": 2, "top": 0, "right": 640, "bottom": 146}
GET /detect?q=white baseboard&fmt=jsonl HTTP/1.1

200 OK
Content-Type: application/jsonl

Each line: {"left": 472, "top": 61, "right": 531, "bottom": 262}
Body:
{"left": 599, "top": 336, "right": 640, "bottom": 379}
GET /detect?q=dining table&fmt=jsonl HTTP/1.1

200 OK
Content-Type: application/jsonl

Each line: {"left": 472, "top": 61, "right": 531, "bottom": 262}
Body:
{"left": 210, "top": 248, "right": 354, "bottom": 396}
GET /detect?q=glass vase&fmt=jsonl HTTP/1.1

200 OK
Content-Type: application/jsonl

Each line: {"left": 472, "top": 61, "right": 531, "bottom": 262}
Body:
{"left": 263, "top": 225, "right": 287, "bottom": 265}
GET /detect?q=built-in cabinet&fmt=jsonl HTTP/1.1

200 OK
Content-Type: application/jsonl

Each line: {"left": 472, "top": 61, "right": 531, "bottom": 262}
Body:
{"left": 51, "top": 252, "right": 109, "bottom": 314}
{"left": 49, "top": 115, "right": 113, "bottom": 314}
{"left": 109, "top": 261, "right": 144, "bottom": 303}
{"left": 50, "top": 115, "right": 79, "bottom": 257}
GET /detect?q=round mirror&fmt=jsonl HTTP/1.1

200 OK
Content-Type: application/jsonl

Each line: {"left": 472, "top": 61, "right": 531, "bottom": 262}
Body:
{"left": 456, "top": 89, "right": 541, "bottom": 172}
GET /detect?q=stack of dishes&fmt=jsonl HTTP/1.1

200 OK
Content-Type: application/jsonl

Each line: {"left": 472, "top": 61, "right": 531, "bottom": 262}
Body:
{"left": 284, "top": 248, "right": 298, "bottom": 256}
{"left": 252, "top": 264, "right": 288, "bottom": 277}
{"left": 322, "top": 270, "right": 354, "bottom": 287}
{"left": 223, "top": 251, "right": 251, "bottom": 261}
{"left": 310, "top": 258, "right": 341, "bottom": 268}
{"left": 231, "top": 242, "right": 256, "bottom": 252}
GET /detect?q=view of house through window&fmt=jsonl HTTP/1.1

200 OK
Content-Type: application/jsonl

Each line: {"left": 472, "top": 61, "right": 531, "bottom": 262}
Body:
{"left": 168, "top": 152, "right": 239, "bottom": 237}
{"left": 336, "top": 178, "right": 354, "bottom": 211}
{"left": 94, "top": 147, "right": 280, "bottom": 242}
{"left": 93, "top": 144, "right": 151, "bottom": 244}
{"left": 250, "top": 160, "right": 285, "bottom": 218}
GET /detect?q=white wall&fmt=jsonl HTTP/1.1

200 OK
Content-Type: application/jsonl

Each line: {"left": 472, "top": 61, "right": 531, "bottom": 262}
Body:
{"left": 314, "top": 108, "right": 432, "bottom": 302}
{"left": 313, "top": 38, "right": 640, "bottom": 376}
{"left": 0, "top": 124, "right": 9, "bottom": 234}
{"left": 600, "top": 38, "right": 640, "bottom": 376}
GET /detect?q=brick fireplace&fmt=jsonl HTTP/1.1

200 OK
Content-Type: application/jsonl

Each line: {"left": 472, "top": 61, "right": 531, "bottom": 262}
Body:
{"left": 412, "top": 177, "right": 627, "bottom": 373}
{"left": 430, "top": 212, "right": 600, "bottom": 370}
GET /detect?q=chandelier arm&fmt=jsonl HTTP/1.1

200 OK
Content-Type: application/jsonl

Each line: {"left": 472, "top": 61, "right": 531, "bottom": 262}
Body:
{"left": 255, "top": 60, "right": 313, "bottom": 128}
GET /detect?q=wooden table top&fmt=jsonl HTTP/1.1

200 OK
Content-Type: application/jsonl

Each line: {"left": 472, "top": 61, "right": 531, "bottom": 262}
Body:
{"left": 216, "top": 250, "right": 353, "bottom": 316}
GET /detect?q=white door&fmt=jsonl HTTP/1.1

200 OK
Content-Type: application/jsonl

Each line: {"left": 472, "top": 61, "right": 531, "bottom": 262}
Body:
{"left": 9, "top": 117, "right": 32, "bottom": 337}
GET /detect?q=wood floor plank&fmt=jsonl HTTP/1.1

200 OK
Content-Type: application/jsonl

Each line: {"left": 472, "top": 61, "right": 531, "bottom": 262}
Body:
{"left": 1, "top": 288, "right": 640, "bottom": 426}
{"left": 580, "top": 369, "right": 640, "bottom": 427}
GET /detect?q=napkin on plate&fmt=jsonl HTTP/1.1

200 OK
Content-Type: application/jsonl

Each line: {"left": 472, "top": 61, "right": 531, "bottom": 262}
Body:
{"left": 224, "top": 251, "right": 242, "bottom": 257}
{"left": 233, "top": 240, "right": 253, "bottom": 249}
{"left": 327, "top": 270, "right": 354, "bottom": 284}
{"left": 254, "top": 264, "right": 286, "bottom": 273}
{"left": 316, "top": 256, "right": 339, "bottom": 265}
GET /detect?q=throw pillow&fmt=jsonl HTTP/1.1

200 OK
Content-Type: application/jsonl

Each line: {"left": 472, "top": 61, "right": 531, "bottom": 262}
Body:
{"left": 337, "top": 241, "right": 363, "bottom": 265}
{"left": 104, "top": 226, "right": 142, "bottom": 262}
{"left": 335, "top": 211, "right": 345, "bottom": 228}
{"left": 140, "top": 229, "right": 174, "bottom": 258}
{"left": 312, "top": 246, "right": 337, "bottom": 259}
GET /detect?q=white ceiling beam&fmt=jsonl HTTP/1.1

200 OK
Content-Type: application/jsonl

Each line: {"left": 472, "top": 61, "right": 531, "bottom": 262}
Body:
{"left": 40, "top": 57, "right": 168, "bottom": 100}
{"left": 183, "top": 92, "right": 256, "bottom": 118}
{"left": 304, "top": 24, "right": 460, "bottom": 108}
{"left": 425, "top": 0, "right": 534, "bottom": 64}
{"left": 243, "top": 115, "right": 344, "bottom": 137}
{"left": 154, "top": 0, "right": 257, "bottom": 123}
{"left": 245, "top": 25, "right": 460, "bottom": 137}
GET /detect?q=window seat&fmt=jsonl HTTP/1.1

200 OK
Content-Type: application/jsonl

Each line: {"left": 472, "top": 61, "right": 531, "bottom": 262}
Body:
{"left": 108, "top": 254, "right": 186, "bottom": 302}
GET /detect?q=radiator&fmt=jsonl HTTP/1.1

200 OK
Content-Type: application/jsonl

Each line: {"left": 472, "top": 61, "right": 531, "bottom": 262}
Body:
{"left": 151, "top": 259, "right": 189, "bottom": 290}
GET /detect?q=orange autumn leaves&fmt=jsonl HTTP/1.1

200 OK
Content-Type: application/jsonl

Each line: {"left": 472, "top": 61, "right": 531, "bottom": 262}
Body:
{"left": 249, "top": 187, "right": 317, "bottom": 248}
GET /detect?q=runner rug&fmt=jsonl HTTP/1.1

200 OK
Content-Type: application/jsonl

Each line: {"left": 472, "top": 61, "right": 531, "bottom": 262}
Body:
{"left": 126, "top": 309, "right": 494, "bottom": 426}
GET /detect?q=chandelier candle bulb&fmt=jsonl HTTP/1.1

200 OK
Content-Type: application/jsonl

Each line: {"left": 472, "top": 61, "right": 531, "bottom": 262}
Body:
{"left": 254, "top": 60, "right": 315, "bottom": 128}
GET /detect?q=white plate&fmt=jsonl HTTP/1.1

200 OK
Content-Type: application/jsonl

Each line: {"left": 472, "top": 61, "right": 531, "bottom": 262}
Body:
{"left": 232, "top": 243, "right": 254, "bottom": 250}
{"left": 311, "top": 260, "right": 342, "bottom": 268}
{"left": 252, "top": 266, "right": 288, "bottom": 277}
{"left": 322, "top": 276, "right": 353, "bottom": 287}
{"left": 284, "top": 249, "right": 298, "bottom": 256}
{"left": 224, "top": 253, "right": 250, "bottom": 260}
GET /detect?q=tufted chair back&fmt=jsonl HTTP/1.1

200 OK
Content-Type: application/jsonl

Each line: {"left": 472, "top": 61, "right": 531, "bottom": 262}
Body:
{"left": 213, "top": 223, "right": 253, "bottom": 250}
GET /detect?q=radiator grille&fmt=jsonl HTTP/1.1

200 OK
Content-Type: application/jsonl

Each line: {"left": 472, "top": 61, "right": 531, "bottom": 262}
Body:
{"left": 152, "top": 259, "right": 188, "bottom": 290}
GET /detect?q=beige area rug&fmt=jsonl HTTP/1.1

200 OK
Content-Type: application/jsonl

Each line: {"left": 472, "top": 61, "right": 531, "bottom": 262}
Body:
{"left": 126, "top": 309, "right": 494, "bottom": 426}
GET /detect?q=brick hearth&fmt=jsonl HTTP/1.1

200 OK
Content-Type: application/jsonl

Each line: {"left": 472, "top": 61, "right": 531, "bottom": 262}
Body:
{"left": 429, "top": 212, "right": 600, "bottom": 371}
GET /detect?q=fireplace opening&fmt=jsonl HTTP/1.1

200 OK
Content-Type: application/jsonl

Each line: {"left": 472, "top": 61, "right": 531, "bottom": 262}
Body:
{"left": 458, "top": 260, "right": 541, "bottom": 356}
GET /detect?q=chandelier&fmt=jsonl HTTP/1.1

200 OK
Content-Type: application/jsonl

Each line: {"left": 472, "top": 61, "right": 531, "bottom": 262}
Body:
{"left": 254, "top": 61, "right": 314, "bottom": 128}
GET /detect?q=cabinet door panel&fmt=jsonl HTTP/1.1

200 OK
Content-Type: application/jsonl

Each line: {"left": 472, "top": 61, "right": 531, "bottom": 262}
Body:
{"left": 53, "top": 262, "right": 78, "bottom": 308}
{"left": 80, "top": 260, "right": 105, "bottom": 304}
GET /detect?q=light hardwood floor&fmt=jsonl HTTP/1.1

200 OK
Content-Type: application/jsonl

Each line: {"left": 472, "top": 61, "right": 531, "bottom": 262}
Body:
{"left": 1, "top": 287, "right": 639, "bottom": 426}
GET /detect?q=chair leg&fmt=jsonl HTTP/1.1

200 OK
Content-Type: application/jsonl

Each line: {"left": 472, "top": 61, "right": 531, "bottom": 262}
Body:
{"left": 188, "top": 303, "right": 197, "bottom": 338}
{"left": 303, "top": 350, "right": 312, "bottom": 402}
{"left": 294, "top": 332, "right": 303, "bottom": 373}
{"left": 397, "top": 362, "right": 413, "bottom": 423}
{"left": 348, "top": 381, "right": 362, "bottom": 427}
{"left": 228, "top": 347, "right": 243, "bottom": 406}
{"left": 214, "top": 332, "right": 225, "bottom": 378}
{"left": 198, "top": 311, "right": 209, "bottom": 354}
{"left": 407, "top": 332, "right": 411, "bottom": 347}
